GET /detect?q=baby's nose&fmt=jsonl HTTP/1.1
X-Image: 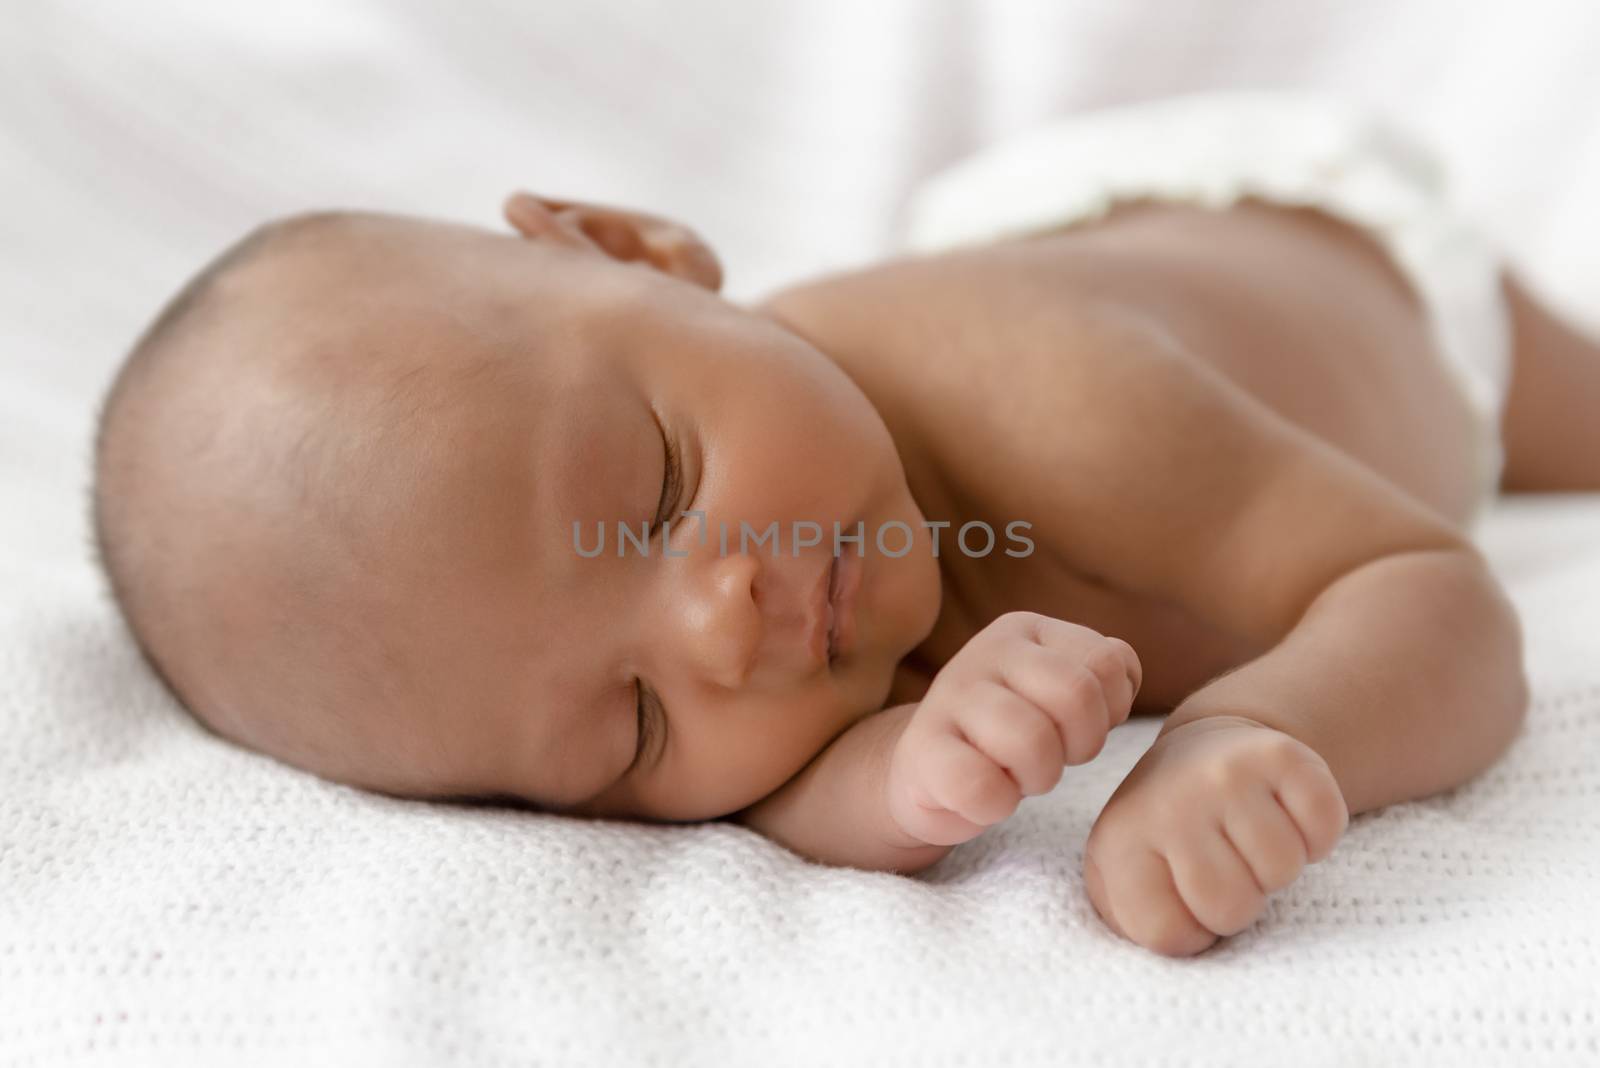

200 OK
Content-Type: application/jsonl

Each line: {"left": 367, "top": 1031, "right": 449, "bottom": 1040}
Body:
{"left": 674, "top": 552, "right": 763, "bottom": 691}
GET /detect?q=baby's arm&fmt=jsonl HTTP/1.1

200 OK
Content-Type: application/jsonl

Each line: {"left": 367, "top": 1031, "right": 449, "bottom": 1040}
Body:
{"left": 730, "top": 612, "right": 1141, "bottom": 874}
{"left": 728, "top": 700, "right": 950, "bottom": 875}
{"left": 1084, "top": 548, "right": 1524, "bottom": 957}
{"left": 1023, "top": 309, "right": 1528, "bottom": 954}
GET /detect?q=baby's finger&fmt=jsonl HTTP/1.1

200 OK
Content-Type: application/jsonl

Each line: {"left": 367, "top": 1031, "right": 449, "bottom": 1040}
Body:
{"left": 920, "top": 724, "right": 1025, "bottom": 829}
{"left": 1025, "top": 617, "right": 1141, "bottom": 721}
{"left": 1080, "top": 641, "right": 1137, "bottom": 727}
{"left": 1272, "top": 761, "right": 1349, "bottom": 864}
{"left": 1095, "top": 845, "right": 1218, "bottom": 957}
{"left": 952, "top": 682, "right": 1066, "bottom": 796}
{"left": 1165, "top": 827, "right": 1267, "bottom": 938}
{"left": 997, "top": 641, "right": 1112, "bottom": 764}
{"left": 1082, "top": 850, "right": 1126, "bottom": 939}
{"left": 889, "top": 730, "right": 991, "bottom": 846}
{"left": 1101, "top": 636, "right": 1142, "bottom": 712}
{"left": 1221, "top": 785, "right": 1307, "bottom": 894}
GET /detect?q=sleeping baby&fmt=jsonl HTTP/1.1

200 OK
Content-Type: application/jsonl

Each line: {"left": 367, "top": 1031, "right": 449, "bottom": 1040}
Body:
{"left": 91, "top": 91, "right": 1600, "bottom": 956}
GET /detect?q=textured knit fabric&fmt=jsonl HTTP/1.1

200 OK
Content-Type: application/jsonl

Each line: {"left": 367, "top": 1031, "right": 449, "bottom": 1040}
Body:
{"left": 4, "top": 499, "right": 1600, "bottom": 1067}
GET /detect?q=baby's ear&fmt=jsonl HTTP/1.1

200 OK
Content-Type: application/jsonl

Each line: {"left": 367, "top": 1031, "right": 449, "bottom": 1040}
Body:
{"left": 502, "top": 191, "right": 723, "bottom": 292}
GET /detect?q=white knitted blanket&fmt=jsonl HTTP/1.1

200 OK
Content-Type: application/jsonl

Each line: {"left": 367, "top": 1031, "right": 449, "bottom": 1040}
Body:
{"left": 6, "top": 3, "right": 1600, "bottom": 1065}
{"left": 5, "top": 498, "right": 1600, "bottom": 1066}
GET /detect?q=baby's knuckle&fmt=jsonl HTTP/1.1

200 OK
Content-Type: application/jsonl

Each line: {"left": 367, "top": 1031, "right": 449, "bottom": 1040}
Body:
{"left": 1202, "top": 758, "right": 1253, "bottom": 795}
{"left": 1276, "top": 756, "right": 1326, "bottom": 793}
{"left": 1148, "top": 793, "right": 1194, "bottom": 829}
{"left": 996, "top": 610, "right": 1045, "bottom": 636}
{"left": 1258, "top": 732, "right": 1312, "bottom": 771}
{"left": 1107, "top": 636, "right": 1141, "bottom": 677}
{"left": 1058, "top": 665, "right": 1101, "bottom": 708}
{"left": 1080, "top": 644, "right": 1124, "bottom": 683}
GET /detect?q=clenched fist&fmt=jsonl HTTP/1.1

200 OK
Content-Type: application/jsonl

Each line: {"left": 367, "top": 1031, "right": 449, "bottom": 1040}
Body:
{"left": 1082, "top": 715, "right": 1350, "bottom": 957}
{"left": 886, "top": 611, "right": 1142, "bottom": 848}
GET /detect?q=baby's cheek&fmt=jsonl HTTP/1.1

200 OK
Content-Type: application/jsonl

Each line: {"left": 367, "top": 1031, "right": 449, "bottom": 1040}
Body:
{"left": 647, "top": 720, "right": 801, "bottom": 822}
{"left": 648, "top": 684, "right": 855, "bottom": 822}
{"left": 741, "top": 696, "right": 841, "bottom": 805}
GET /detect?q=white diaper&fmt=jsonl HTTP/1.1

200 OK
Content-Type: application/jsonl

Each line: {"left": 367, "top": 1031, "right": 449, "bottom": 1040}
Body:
{"left": 900, "top": 90, "right": 1512, "bottom": 534}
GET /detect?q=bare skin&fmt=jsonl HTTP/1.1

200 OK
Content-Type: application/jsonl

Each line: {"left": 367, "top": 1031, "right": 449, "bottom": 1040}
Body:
{"left": 761, "top": 198, "right": 1493, "bottom": 710}
{"left": 112, "top": 190, "right": 1599, "bottom": 959}
{"left": 742, "top": 195, "right": 1581, "bottom": 952}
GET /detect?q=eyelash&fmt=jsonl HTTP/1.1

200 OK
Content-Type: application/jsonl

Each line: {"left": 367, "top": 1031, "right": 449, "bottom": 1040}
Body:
{"left": 652, "top": 428, "right": 683, "bottom": 535}
{"left": 633, "top": 682, "right": 657, "bottom": 767}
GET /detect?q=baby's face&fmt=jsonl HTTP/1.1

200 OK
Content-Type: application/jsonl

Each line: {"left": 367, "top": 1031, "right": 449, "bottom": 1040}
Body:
{"left": 176, "top": 212, "right": 942, "bottom": 823}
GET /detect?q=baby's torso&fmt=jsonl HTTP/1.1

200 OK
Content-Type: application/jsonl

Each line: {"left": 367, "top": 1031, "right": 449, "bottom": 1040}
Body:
{"left": 755, "top": 200, "right": 1483, "bottom": 714}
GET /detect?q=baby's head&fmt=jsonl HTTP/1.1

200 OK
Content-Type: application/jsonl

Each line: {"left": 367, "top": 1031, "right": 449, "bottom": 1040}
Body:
{"left": 91, "top": 195, "right": 942, "bottom": 823}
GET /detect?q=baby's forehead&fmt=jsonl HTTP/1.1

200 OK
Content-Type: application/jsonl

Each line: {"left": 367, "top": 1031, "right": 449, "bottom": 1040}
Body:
{"left": 194, "top": 212, "right": 672, "bottom": 540}
{"left": 214, "top": 212, "right": 692, "bottom": 398}
{"left": 210, "top": 222, "right": 585, "bottom": 387}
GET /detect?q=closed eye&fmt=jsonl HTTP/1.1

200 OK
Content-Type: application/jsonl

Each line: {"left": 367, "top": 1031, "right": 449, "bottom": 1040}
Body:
{"left": 633, "top": 679, "right": 663, "bottom": 769}
{"left": 651, "top": 411, "right": 682, "bottom": 535}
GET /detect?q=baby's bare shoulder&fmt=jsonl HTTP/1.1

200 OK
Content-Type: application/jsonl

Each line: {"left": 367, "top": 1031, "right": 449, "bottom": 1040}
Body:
{"left": 756, "top": 240, "right": 1188, "bottom": 518}
{"left": 754, "top": 242, "right": 1122, "bottom": 477}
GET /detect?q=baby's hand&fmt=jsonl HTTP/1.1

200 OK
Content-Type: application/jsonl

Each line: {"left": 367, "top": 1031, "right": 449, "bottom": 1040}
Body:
{"left": 885, "top": 611, "right": 1141, "bottom": 848}
{"left": 1082, "top": 715, "right": 1349, "bottom": 957}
